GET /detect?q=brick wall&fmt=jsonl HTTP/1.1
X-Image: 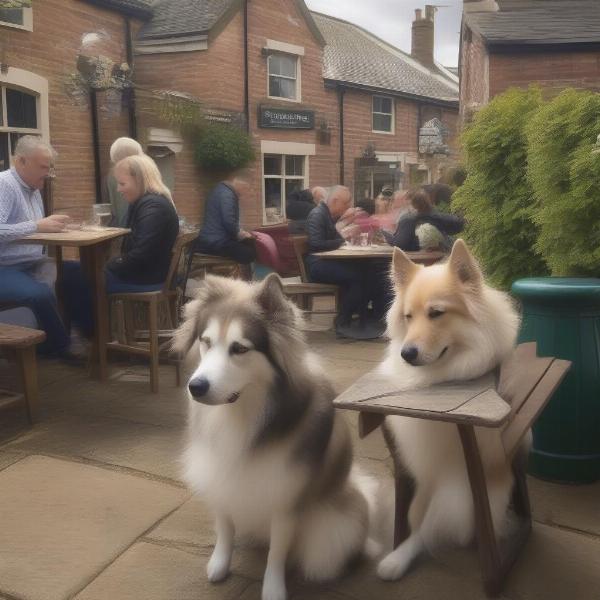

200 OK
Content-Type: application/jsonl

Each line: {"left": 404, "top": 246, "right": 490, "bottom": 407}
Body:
{"left": 459, "top": 28, "right": 489, "bottom": 123}
{"left": 1, "top": 0, "right": 136, "bottom": 218}
{"left": 134, "top": 10, "right": 246, "bottom": 223}
{"left": 489, "top": 49, "right": 600, "bottom": 98}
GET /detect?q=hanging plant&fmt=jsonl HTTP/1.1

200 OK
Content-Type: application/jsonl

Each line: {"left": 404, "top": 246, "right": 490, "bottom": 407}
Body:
{"left": 194, "top": 122, "right": 255, "bottom": 172}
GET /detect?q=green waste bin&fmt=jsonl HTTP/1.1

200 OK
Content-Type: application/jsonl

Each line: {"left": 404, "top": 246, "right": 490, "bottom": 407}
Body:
{"left": 512, "top": 278, "right": 600, "bottom": 483}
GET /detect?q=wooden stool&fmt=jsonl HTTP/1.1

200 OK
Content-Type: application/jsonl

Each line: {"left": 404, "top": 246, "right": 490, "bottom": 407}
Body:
{"left": 333, "top": 342, "right": 571, "bottom": 597}
{"left": 0, "top": 323, "right": 46, "bottom": 424}
{"left": 183, "top": 251, "right": 240, "bottom": 298}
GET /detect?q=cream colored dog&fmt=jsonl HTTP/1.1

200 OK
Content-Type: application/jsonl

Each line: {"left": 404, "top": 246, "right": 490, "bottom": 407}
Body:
{"left": 376, "top": 240, "right": 522, "bottom": 581}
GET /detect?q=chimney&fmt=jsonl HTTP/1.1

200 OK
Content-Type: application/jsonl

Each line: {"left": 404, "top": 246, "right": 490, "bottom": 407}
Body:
{"left": 411, "top": 5, "right": 436, "bottom": 68}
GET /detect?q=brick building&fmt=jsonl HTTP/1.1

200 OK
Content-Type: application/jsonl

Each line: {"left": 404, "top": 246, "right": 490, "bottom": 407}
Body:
{"left": 460, "top": 0, "right": 600, "bottom": 122}
{"left": 1, "top": 0, "right": 459, "bottom": 228}
{"left": 0, "top": 0, "right": 152, "bottom": 218}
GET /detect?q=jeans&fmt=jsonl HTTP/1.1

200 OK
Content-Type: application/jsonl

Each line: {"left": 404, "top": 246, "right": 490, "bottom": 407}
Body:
{"left": 62, "top": 261, "right": 163, "bottom": 338}
{"left": 307, "top": 258, "right": 367, "bottom": 324}
{"left": 0, "top": 260, "right": 70, "bottom": 355}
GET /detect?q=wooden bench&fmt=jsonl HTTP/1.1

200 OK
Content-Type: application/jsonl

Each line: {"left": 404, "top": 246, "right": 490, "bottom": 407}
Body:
{"left": 0, "top": 323, "right": 46, "bottom": 424}
{"left": 333, "top": 342, "right": 571, "bottom": 597}
{"left": 282, "top": 235, "right": 339, "bottom": 314}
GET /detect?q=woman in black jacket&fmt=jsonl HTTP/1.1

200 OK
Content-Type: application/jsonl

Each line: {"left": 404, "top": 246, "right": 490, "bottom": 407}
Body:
{"left": 383, "top": 189, "right": 464, "bottom": 251}
{"left": 107, "top": 155, "right": 179, "bottom": 288}
{"left": 63, "top": 154, "right": 179, "bottom": 337}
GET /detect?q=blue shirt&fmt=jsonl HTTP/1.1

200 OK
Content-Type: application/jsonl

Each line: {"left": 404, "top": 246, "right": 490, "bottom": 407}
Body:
{"left": 0, "top": 168, "right": 45, "bottom": 266}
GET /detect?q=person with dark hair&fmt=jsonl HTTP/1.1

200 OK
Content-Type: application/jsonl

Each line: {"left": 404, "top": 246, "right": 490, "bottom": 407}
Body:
{"left": 383, "top": 188, "right": 464, "bottom": 251}
{"left": 422, "top": 183, "right": 454, "bottom": 210}
{"left": 286, "top": 188, "right": 317, "bottom": 233}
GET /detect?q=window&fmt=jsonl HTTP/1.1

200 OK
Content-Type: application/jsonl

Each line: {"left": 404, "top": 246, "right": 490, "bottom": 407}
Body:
{"left": 0, "top": 85, "right": 41, "bottom": 171}
{"left": 0, "top": 6, "right": 33, "bottom": 31}
{"left": 372, "top": 96, "right": 394, "bottom": 134}
{"left": 263, "top": 154, "right": 306, "bottom": 224}
{"left": 268, "top": 54, "right": 299, "bottom": 101}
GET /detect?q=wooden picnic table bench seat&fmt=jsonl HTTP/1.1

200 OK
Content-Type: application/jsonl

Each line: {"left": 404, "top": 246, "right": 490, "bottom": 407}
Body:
{"left": 334, "top": 342, "right": 571, "bottom": 597}
{"left": 0, "top": 323, "right": 46, "bottom": 424}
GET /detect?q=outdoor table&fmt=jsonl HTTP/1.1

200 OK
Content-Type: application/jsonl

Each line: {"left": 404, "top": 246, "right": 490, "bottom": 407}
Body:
{"left": 312, "top": 245, "right": 445, "bottom": 339}
{"left": 21, "top": 227, "right": 130, "bottom": 380}
{"left": 314, "top": 245, "right": 445, "bottom": 265}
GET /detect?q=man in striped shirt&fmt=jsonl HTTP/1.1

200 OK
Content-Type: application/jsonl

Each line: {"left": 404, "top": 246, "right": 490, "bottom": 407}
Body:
{"left": 0, "top": 136, "right": 72, "bottom": 356}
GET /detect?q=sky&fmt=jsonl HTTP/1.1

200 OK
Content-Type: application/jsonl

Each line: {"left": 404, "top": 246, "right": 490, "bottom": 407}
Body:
{"left": 305, "top": 0, "right": 463, "bottom": 67}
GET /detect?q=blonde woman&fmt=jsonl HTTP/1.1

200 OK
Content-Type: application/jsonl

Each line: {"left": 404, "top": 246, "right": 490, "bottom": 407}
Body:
{"left": 62, "top": 155, "right": 179, "bottom": 337}
{"left": 107, "top": 154, "right": 178, "bottom": 287}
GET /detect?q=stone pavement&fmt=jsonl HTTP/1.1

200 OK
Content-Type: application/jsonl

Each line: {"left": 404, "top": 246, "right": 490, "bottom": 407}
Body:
{"left": 1, "top": 330, "right": 599, "bottom": 600}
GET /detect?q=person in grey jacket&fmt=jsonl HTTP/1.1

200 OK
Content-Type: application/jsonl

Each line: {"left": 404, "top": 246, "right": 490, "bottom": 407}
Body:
{"left": 194, "top": 177, "right": 255, "bottom": 279}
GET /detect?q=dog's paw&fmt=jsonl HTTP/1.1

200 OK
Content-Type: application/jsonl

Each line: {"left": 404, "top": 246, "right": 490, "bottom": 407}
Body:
{"left": 261, "top": 578, "right": 287, "bottom": 600}
{"left": 206, "top": 552, "right": 230, "bottom": 583}
{"left": 376, "top": 549, "right": 411, "bottom": 581}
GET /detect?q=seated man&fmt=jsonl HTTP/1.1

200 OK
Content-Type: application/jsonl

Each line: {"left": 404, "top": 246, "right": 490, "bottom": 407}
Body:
{"left": 305, "top": 186, "right": 368, "bottom": 330}
{"left": 194, "top": 175, "right": 255, "bottom": 280}
{"left": 0, "top": 136, "right": 73, "bottom": 358}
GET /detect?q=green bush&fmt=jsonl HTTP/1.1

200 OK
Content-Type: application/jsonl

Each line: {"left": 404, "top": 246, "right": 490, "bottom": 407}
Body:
{"left": 194, "top": 123, "right": 255, "bottom": 172}
{"left": 452, "top": 87, "right": 549, "bottom": 289}
{"left": 526, "top": 90, "right": 600, "bottom": 276}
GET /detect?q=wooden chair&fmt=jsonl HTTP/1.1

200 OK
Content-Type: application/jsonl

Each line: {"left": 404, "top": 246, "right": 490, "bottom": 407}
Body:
{"left": 182, "top": 248, "right": 240, "bottom": 300}
{"left": 0, "top": 324, "right": 46, "bottom": 424}
{"left": 282, "top": 235, "right": 339, "bottom": 314}
{"left": 106, "top": 231, "right": 197, "bottom": 392}
{"left": 333, "top": 342, "right": 571, "bottom": 597}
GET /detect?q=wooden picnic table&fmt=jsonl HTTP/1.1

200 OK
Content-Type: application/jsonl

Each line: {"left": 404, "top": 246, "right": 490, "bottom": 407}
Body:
{"left": 22, "top": 227, "right": 130, "bottom": 380}
{"left": 314, "top": 244, "right": 445, "bottom": 265}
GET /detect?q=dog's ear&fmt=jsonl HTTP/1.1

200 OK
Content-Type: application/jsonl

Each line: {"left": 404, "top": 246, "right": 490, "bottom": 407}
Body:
{"left": 171, "top": 276, "right": 230, "bottom": 356}
{"left": 448, "top": 239, "right": 483, "bottom": 289}
{"left": 256, "top": 273, "right": 289, "bottom": 317}
{"left": 391, "top": 247, "right": 420, "bottom": 289}
{"left": 171, "top": 298, "right": 200, "bottom": 356}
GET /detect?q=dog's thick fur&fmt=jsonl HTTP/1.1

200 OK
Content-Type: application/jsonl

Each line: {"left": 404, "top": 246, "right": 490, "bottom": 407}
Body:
{"left": 173, "top": 274, "right": 372, "bottom": 600}
{"left": 376, "top": 240, "right": 521, "bottom": 581}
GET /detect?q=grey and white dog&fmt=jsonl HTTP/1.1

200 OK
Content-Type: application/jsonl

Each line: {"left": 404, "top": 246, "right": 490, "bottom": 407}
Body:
{"left": 173, "top": 274, "right": 375, "bottom": 600}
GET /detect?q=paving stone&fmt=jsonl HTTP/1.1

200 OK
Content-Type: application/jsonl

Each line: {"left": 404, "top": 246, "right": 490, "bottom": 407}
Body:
{"left": 3, "top": 414, "right": 185, "bottom": 481}
{"left": 506, "top": 522, "right": 600, "bottom": 600}
{"left": 238, "top": 581, "right": 355, "bottom": 600}
{"left": 0, "top": 455, "right": 187, "bottom": 600}
{"left": 330, "top": 555, "right": 502, "bottom": 600}
{"left": 0, "top": 450, "right": 26, "bottom": 471}
{"left": 76, "top": 541, "right": 252, "bottom": 600}
{"left": 146, "top": 495, "right": 215, "bottom": 550}
{"left": 529, "top": 477, "right": 600, "bottom": 537}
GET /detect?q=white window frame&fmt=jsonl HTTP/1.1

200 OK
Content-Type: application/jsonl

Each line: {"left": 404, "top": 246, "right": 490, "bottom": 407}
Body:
{"left": 0, "top": 68, "right": 49, "bottom": 170}
{"left": 0, "top": 6, "right": 33, "bottom": 32}
{"left": 267, "top": 53, "right": 301, "bottom": 103}
{"left": 372, "top": 95, "right": 395, "bottom": 135}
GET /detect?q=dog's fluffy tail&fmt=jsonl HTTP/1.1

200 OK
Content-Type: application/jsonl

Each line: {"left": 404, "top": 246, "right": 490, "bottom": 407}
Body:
{"left": 295, "top": 468, "right": 376, "bottom": 582}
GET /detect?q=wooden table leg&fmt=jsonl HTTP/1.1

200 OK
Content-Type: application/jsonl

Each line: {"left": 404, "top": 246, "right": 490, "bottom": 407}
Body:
{"left": 16, "top": 345, "right": 39, "bottom": 424}
{"left": 380, "top": 421, "right": 416, "bottom": 549}
{"left": 53, "top": 246, "right": 69, "bottom": 330}
{"left": 457, "top": 424, "right": 502, "bottom": 597}
{"left": 80, "top": 242, "right": 109, "bottom": 381}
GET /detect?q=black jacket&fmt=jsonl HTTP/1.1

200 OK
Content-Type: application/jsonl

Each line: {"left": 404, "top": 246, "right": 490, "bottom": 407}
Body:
{"left": 286, "top": 189, "right": 315, "bottom": 221}
{"left": 198, "top": 182, "right": 240, "bottom": 248}
{"left": 107, "top": 193, "right": 179, "bottom": 285}
{"left": 383, "top": 211, "right": 464, "bottom": 251}
{"left": 305, "top": 202, "right": 344, "bottom": 264}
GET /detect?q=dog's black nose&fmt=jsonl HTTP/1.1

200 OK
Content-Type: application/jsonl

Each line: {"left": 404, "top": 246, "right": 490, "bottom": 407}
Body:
{"left": 188, "top": 377, "right": 210, "bottom": 398}
{"left": 401, "top": 345, "right": 419, "bottom": 365}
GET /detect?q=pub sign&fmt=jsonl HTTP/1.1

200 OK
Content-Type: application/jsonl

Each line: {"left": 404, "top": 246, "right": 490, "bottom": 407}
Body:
{"left": 259, "top": 106, "right": 315, "bottom": 129}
